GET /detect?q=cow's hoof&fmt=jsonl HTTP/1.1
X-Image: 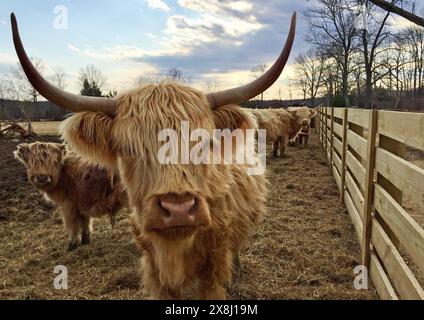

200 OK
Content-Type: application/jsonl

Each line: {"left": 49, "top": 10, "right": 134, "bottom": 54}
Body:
{"left": 67, "top": 242, "right": 78, "bottom": 251}
{"left": 81, "top": 234, "right": 91, "bottom": 245}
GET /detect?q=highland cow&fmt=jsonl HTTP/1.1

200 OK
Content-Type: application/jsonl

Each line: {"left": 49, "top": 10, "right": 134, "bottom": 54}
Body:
{"left": 10, "top": 11, "right": 296, "bottom": 299}
{"left": 249, "top": 106, "right": 317, "bottom": 156}
{"left": 14, "top": 142, "right": 127, "bottom": 251}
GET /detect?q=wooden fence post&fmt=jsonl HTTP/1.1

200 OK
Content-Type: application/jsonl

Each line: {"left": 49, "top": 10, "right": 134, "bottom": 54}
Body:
{"left": 339, "top": 108, "right": 348, "bottom": 204}
{"left": 317, "top": 108, "right": 320, "bottom": 140}
{"left": 325, "top": 107, "right": 329, "bottom": 159}
{"left": 361, "top": 109, "right": 378, "bottom": 269}
{"left": 321, "top": 108, "right": 324, "bottom": 144}
{"left": 330, "top": 108, "right": 334, "bottom": 168}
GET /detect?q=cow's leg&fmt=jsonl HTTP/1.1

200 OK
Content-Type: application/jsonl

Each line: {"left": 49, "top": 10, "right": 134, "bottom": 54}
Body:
{"left": 81, "top": 215, "right": 91, "bottom": 245}
{"left": 280, "top": 136, "right": 288, "bottom": 156}
{"left": 109, "top": 213, "right": 117, "bottom": 229}
{"left": 61, "top": 205, "right": 82, "bottom": 251}
{"left": 272, "top": 139, "right": 279, "bottom": 158}
{"left": 197, "top": 248, "right": 232, "bottom": 300}
{"left": 304, "top": 134, "right": 309, "bottom": 145}
{"left": 141, "top": 254, "right": 182, "bottom": 300}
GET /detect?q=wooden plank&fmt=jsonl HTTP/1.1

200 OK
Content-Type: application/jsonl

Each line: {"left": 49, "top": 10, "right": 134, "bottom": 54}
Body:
{"left": 333, "top": 136, "right": 342, "bottom": 155}
{"left": 372, "top": 219, "right": 424, "bottom": 300}
{"left": 362, "top": 109, "right": 378, "bottom": 269}
{"left": 334, "top": 121, "right": 343, "bottom": 137}
{"left": 330, "top": 108, "right": 334, "bottom": 168}
{"left": 370, "top": 252, "right": 398, "bottom": 300}
{"left": 345, "top": 171, "right": 365, "bottom": 219}
{"left": 344, "top": 191, "right": 363, "bottom": 245}
{"left": 348, "top": 108, "right": 370, "bottom": 129}
{"left": 333, "top": 165, "right": 342, "bottom": 192}
{"left": 347, "top": 129, "right": 367, "bottom": 160}
{"left": 325, "top": 108, "right": 328, "bottom": 154}
{"left": 378, "top": 110, "right": 424, "bottom": 151}
{"left": 333, "top": 107, "right": 344, "bottom": 119}
{"left": 374, "top": 184, "right": 424, "bottom": 272}
{"left": 346, "top": 150, "right": 366, "bottom": 190}
{"left": 340, "top": 108, "right": 348, "bottom": 204}
{"left": 333, "top": 151, "right": 342, "bottom": 173}
{"left": 376, "top": 147, "right": 424, "bottom": 208}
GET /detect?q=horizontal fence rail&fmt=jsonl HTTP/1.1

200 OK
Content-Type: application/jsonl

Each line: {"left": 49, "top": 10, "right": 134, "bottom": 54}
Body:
{"left": 317, "top": 107, "right": 424, "bottom": 300}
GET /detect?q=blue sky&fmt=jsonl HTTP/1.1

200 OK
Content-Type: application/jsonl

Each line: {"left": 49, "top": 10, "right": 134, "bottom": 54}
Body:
{"left": 0, "top": 0, "right": 421, "bottom": 99}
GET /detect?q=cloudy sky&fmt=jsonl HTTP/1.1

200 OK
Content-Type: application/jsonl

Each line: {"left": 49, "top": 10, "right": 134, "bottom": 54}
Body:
{"left": 0, "top": 0, "right": 421, "bottom": 100}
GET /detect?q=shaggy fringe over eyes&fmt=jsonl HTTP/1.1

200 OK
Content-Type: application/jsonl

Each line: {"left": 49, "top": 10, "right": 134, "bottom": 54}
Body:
{"left": 60, "top": 112, "right": 116, "bottom": 170}
{"left": 14, "top": 142, "right": 65, "bottom": 166}
{"left": 113, "top": 81, "right": 215, "bottom": 158}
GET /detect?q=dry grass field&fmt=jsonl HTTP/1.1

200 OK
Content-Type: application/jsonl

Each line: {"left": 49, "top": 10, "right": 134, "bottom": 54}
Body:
{"left": 17, "top": 122, "right": 61, "bottom": 136}
{"left": 0, "top": 133, "right": 377, "bottom": 300}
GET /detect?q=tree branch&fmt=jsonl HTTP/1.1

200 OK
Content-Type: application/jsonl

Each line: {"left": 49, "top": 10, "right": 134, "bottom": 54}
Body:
{"left": 369, "top": 0, "right": 424, "bottom": 27}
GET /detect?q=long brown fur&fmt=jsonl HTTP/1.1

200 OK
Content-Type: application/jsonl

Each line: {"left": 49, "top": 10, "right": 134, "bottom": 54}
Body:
{"left": 60, "top": 82, "right": 267, "bottom": 299}
{"left": 248, "top": 107, "right": 317, "bottom": 157}
{"left": 14, "top": 142, "right": 128, "bottom": 251}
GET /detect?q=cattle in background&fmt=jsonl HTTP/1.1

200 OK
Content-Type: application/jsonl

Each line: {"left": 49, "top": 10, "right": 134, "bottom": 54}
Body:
{"left": 248, "top": 106, "right": 317, "bottom": 156}
{"left": 287, "top": 106, "right": 318, "bottom": 146}
{"left": 11, "top": 11, "right": 296, "bottom": 299}
{"left": 14, "top": 142, "right": 127, "bottom": 251}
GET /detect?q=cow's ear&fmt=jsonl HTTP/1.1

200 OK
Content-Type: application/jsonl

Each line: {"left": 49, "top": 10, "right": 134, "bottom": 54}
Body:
{"left": 60, "top": 112, "right": 117, "bottom": 170}
{"left": 213, "top": 105, "right": 257, "bottom": 131}
{"left": 309, "top": 109, "right": 318, "bottom": 118}
{"left": 14, "top": 143, "right": 30, "bottom": 164}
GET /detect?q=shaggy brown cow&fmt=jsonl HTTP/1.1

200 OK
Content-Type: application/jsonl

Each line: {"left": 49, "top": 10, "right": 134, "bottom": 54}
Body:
{"left": 14, "top": 142, "right": 127, "bottom": 251}
{"left": 10, "top": 11, "right": 296, "bottom": 299}
{"left": 249, "top": 106, "right": 317, "bottom": 156}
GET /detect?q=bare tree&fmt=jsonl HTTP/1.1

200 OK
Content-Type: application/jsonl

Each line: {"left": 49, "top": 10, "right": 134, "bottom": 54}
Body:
{"left": 356, "top": 0, "right": 394, "bottom": 108}
{"left": 10, "top": 57, "right": 44, "bottom": 102}
{"left": 167, "top": 68, "right": 183, "bottom": 81}
{"left": 294, "top": 50, "right": 326, "bottom": 107}
{"left": 50, "top": 67, "right": 67, "bottom": 89}
{"left": 203, "top": 80, "right": 221, "bottom": 93}
{"left": 305, "top": 0, "right": 360, "bottom": 107}
{"left": 79, "top": 64, "right": 106, "bottom": 91}
{"left": 251, "top": 63, "right": 268, "bottom": 108}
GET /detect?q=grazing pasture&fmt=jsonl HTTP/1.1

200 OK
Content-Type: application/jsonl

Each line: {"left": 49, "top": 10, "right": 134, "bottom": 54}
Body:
{"left": 0, "top": 133, "right": 377, "bottom": 299}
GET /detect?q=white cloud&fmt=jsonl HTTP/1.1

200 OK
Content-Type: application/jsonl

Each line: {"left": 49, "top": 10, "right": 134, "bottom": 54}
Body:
{"left": 145, "top": 0, "right": 170, "bottom": 12}
{"left": 178, "top": 0, "right": 253, "bottom": 14}
{"left": 0, "top": 53, "right": 17, "bottom": 65}
{"left": 198, "top": 63, "right": 297, "bottom": 100}
{"left": 0, "top": 20, "right": 7, "bottom": 26}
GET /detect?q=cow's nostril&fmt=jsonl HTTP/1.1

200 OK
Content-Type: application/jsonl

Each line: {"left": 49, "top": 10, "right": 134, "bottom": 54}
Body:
{"left": 160, "top": 199, "right": 195, "bottom": 217}
{"left": 35, "top": 175, "right": 50, "bottom": 184}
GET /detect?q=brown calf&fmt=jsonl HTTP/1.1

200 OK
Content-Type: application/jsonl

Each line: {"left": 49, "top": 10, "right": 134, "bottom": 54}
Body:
{"left": 14, "top": 142, "right": 127, "bottom": 251}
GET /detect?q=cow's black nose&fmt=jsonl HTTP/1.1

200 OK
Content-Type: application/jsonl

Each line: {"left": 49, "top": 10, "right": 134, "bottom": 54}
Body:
{"left": 35, "top": 175, "right": 50, "bottom": 184}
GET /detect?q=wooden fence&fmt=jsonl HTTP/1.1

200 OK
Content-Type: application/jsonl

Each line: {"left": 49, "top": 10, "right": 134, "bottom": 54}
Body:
{"left": 316, "top": 107, "right": 424, "bottom": 300}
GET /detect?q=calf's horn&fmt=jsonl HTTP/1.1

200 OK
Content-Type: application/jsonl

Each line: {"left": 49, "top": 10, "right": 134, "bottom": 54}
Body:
{"left": 207, "top": 12, "right": 297, "bottom": 110}
{"left": 11, "top": 13, "right": 116, "bottom": 115}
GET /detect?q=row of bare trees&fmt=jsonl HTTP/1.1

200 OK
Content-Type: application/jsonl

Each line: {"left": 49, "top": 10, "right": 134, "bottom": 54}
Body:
{"left": 293, "top": 0, "right": 424, "bottom": 109}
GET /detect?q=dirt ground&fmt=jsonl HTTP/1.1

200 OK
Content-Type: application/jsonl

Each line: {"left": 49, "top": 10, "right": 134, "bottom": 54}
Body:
{"left": 0, "top": 133, "right": 377, "bottom": 300}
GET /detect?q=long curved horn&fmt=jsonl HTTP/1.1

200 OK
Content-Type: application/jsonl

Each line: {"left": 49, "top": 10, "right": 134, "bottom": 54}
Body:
{"left": 207, "top": 12, "right": 297, "bottom": 109}
{"left": 11, "top": 13, "right": 116, "bottom": 115}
